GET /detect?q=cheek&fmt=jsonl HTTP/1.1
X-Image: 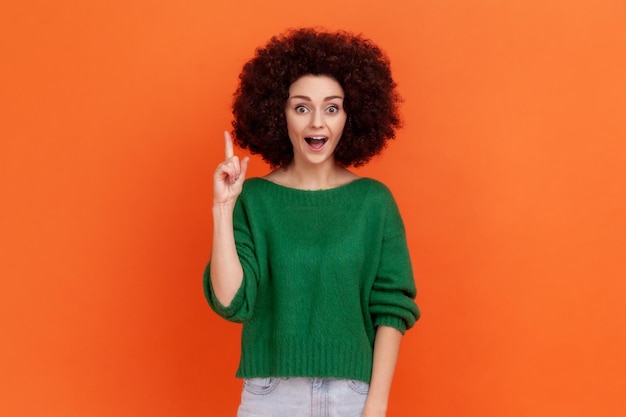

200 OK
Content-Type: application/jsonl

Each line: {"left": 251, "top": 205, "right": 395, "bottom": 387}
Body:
{"left": 334, "top": 117, "right": 347, "bottom": 134}
{"left": 285, "top": 117, "right": 301, "bottom": 144}
{"left": 286, "top": 114, "right": 303, "bottom": 133}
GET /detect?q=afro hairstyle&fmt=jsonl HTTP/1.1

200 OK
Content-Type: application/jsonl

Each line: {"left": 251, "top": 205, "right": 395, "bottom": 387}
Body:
{"left": 231, "top": 27, "right": 402, "bottom": 168}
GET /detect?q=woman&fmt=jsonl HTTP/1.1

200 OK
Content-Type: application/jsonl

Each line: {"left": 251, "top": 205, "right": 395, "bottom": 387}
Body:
{"left": 205, "top": 28, "right": 420, "bottom": 417}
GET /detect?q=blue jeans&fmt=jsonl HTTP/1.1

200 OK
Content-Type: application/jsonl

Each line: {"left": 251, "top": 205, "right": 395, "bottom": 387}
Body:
{"left": 237, "top": 377, "right": 369, "bottom": 417}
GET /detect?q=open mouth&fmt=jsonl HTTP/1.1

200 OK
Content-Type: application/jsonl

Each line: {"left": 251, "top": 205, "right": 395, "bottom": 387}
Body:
{"left": 305, "top": 136, "right": 328, "bottom": 150}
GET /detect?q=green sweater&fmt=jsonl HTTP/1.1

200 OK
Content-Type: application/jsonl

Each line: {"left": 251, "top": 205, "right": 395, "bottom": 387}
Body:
{"left": 204, "top": 177, "right": 419, "bottom": 383}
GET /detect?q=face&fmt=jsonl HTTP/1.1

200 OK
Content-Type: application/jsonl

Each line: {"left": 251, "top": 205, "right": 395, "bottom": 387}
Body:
{"left": 285, "top": 75, "right": 347, "bottom": 167}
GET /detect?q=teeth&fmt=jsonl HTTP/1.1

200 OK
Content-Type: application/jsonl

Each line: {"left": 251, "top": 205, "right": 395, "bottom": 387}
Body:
{"left": 305, "top": 136, "right": 328, "bottom": 148}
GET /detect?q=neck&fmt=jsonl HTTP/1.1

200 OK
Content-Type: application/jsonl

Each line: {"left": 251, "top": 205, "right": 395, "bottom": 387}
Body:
{"left": 278, "top": 159, "right": 352, "bottom": 190}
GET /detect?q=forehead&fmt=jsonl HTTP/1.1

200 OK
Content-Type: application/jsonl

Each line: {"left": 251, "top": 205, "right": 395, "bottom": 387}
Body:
{"left": 288, "top": 75, "right": 344, "bottom": 98}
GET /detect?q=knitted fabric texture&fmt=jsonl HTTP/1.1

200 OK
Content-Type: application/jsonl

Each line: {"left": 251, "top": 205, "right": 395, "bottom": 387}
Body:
{"left": 204, "top": 177, "right": 420, "bottom": 383}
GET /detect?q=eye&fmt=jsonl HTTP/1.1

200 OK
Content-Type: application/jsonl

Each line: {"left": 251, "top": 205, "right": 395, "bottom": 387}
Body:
{"left": 295, "top": 105, "right": 309, "bottom": 113}
{"left": 326, "top": 105, "right": 340, "bottom": 113}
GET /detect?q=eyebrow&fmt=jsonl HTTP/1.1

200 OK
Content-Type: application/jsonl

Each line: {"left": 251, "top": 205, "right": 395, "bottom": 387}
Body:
{"left": 288, "top": 95, "right": 344, "bottom": 101}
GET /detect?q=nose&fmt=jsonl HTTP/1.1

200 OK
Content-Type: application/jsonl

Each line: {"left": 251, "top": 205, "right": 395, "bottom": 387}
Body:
{"left": 310, "top": 110, "right": 323, "bottom": 128}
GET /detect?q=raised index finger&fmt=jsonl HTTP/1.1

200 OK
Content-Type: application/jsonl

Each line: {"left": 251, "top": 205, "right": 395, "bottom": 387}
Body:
{"left": 224, "top": 131, "right": 234, "bottom": 160}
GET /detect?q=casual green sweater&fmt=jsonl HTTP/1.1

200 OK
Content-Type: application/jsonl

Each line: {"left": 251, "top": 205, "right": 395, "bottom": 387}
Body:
{"left": 204, "top": 177, "right": 419, "bottom": 383}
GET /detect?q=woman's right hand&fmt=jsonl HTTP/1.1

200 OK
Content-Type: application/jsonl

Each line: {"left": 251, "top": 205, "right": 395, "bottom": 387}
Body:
{"left": 213, "top": 131, "right": 250, "bottom": 207}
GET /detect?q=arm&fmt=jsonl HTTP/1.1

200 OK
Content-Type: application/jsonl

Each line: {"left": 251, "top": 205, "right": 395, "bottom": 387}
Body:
{"left": 362, "top": 325, "right": 403, "bottom": 417}
{"left": 363, "top": 188, "right": 419, "bottom": 416}
{"left": 209, "top": 131, "right": 249, "bottom": 306}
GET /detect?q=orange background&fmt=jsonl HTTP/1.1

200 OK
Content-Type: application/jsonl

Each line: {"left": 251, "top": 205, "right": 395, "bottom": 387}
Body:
{"left": 1, "top": 1, "right": 625, "bottom": 416}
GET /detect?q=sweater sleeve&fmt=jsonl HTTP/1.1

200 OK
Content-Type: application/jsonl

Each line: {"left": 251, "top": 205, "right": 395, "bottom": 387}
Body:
{"left": 369, "top": 194, "right": 420, "bottom": 334}
{"left": 203, "top": 195, "right": 259, "bottom": 323}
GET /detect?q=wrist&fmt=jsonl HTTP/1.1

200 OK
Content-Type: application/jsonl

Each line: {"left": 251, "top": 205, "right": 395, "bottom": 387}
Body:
{"left": 364, "top": 396, "right": 388, "bottom": 411}
{"left": 362, "top": 398, "right": 388, "bottom": 417}
{"left": 212, "top": 202, "right": 236, "bottom": 224}
{"left": 212, "top": 200, "right": 235, "bottom": 212}
{"left": 363, "top": 385, "right": 390, "bottom": 416}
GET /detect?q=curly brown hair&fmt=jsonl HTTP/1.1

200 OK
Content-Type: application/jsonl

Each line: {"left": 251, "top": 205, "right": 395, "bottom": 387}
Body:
{"left": 231, "top": 28, "right": 402, "bottom": 168}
